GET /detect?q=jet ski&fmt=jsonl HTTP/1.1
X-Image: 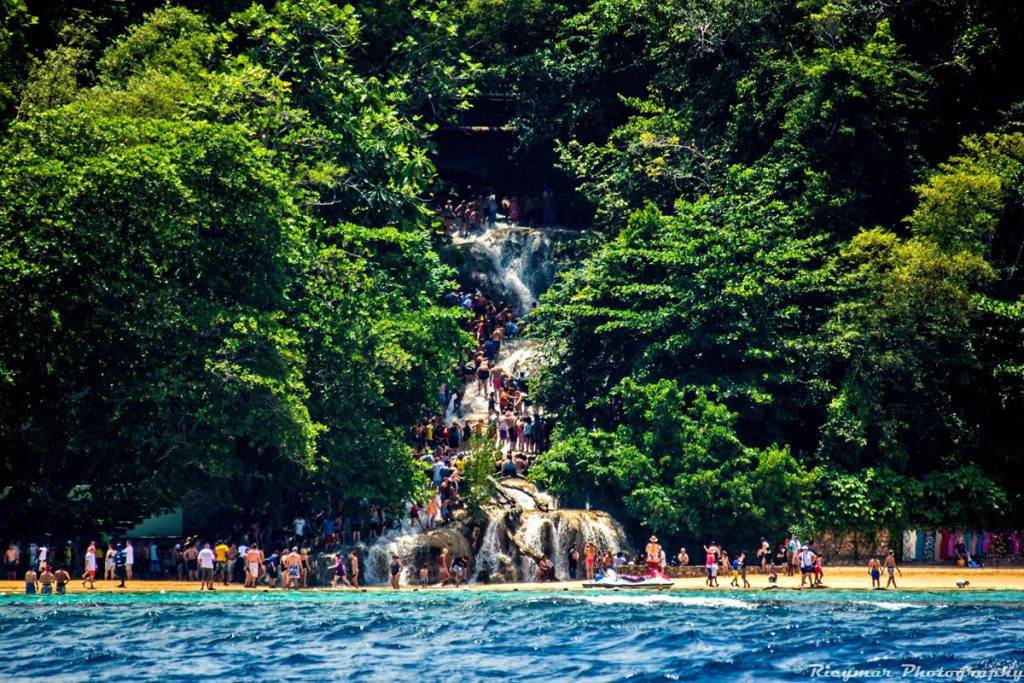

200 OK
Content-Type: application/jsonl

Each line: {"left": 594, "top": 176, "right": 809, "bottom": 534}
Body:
{"left": 582, "top": 567, "right": 674, "bottom": 589}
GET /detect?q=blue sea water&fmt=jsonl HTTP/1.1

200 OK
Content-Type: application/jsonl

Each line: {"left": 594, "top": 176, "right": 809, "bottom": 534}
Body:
{"left": 1, "top": 589, "right": 1023, "bottom": 682}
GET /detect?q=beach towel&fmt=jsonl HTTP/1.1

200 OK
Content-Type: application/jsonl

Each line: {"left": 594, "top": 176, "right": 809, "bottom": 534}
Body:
{"left": 922, "top": 531, "right": 936, "bottom": 562}
{"left": 982, "top": 531, "right": 992, "bottom": 556}
{"left": 915, "top": 531, "right": 925, "bottom": 561}
{"left": 939, "top": 531, "right": 951, "bottom": 560}
{"left": 902, "top": 530, "right": 916, "bottom": 562}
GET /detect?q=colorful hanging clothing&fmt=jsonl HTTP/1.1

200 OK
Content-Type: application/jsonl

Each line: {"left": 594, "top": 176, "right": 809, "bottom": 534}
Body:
{"left": 903, "top": 530, "right": 917, "bottom": 562}
{"left": 922, "top": 531, "right": 936, "bottom": 562}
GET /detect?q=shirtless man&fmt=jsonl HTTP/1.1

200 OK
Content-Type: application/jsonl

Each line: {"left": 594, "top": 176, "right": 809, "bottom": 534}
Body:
{"left": 53, "top": 566, "right": 70, "bottom": 594}
{"left": 244, "top": 544, "right": 262, "bottom": 588}
{"left": 284, "top": 547, "right": 302, "bottom": 589}
{"left": 349, "top": 550, "right": 360, "bottom": 588}
{"left": 868, "top": 556, "right": 882, "bottom": 589}
{"left": 25, "top": 567, "right": 37, "bottom": 594}
{"left": 39, "top": 566, "right": 54, "bottom": 594}
{"left": 645, "top": 536, "right": 664, "bottom": 573}
{"left": 183, "top": 543, "right": 199, "bottom": 581}
{"left": 5, "top": 543, "right": 19, "bottom": 580}
{"left": 883, "top": 549, "right": 902, "bottom": 589}
{"left": 677, "top": 547, "right": 689, "bottom": 566}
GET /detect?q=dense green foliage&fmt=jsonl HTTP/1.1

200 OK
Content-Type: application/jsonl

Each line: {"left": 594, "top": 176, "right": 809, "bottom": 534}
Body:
{"left": 0, "top": 1, "right": 471, "bottom": 531}
{"left": 516, "top": 0, "right": 1024, "bottom": 545}
{"left": 3, "top": 0, "right": 1023, "bottom": 545}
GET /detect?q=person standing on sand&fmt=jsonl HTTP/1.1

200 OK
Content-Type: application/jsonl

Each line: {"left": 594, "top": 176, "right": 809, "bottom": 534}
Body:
{"left": 645, "top": 536, "right": 664, "bottom": 573}
{"left": 183, "top": 543, "right": 199, "bottom": 581}
{"left": 704, "top": 546, "right": 716, "bottom": 587}
{"left": 758, "top": 537, "right": 770, "bottom": 572}
{"left": 798, "top": 546, "right": 816, "bottom": 587}
{"left": 739, "top": 552, "right": 752, "bottom": 588}
{"left": 584, "top": 542, "right": 597, "bottom": 580}
{"left": 568, "top": 545, "right": 579, "bottom": 579}
{"left": 39, "top": 565, "right": 54, "bottom": 594}
{"left": 389, "top": 554, "right": 402, "bottom": 590}
{"left": 54, "top": 566, "right": 70, "bottom": 594}
{"left": 884, "top": 550, "right": 902, "bottom": 589}
{"left": 244, "top": 544, "right": 261, "bottom": 588}
{"left": 125, "top": 540, "right": 134, "bottom": 581}
{"left": 104, "top": 544, "right": 115, "bottom": 580}
{"left": 349, "top": 550, "right": 360, "bottom": 588}
{"left": 284, "top": 547, "right": 302, "bottom": 589}
{"left": 868, "top": 556, "right": 882, "bottom": 589}
{"left": 6, "top": 543, "right": 20, "bottom": 580}
{"left": 678, "top": 548, "right": 689, "bottom": 566}
{"left": 198, "top": 543, "right": 216, "bottom": 591}
{"left": 25, "top": 567, "right": 37, "bottom": 594}
{"left": 82, "top": 542, "right": 97, "bottom": 589}
{"left": 114, "top": 543, "right": 128, "bottom": 588}
{"left": 438, "top": 547, "right": 451, "bottom": 585}
{"left": 214, "top": 540, "right": 229, "bottom": 585}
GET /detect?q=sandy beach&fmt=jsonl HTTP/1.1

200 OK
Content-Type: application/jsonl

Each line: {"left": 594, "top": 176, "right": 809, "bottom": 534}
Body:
{"left": 4, "top": 566, "right": 1023, "bottom": 595}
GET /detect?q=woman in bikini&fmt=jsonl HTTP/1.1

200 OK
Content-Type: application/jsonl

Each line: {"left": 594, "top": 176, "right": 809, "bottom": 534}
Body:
{"left": 584, "top": 542, "right": 597, "bottom": 580}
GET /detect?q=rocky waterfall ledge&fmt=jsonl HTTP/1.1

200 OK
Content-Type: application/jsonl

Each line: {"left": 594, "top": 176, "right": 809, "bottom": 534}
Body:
{"left": 354, "top": 479, "right": 628, "bottom": 586}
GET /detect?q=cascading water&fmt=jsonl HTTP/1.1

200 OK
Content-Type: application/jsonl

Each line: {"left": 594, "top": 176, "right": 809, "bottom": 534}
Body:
{"left": 455, "top": 224, "right": 562, "bottom": 315}
{"left": 351, "top": 222, "right": 627, "bottom": 586}
{"left": 512, "top": 509, "right": 629, "bottom": 581}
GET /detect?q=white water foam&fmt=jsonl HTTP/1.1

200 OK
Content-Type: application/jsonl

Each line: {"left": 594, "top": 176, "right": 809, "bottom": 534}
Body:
{"left": 850, "top": 600, "right": 927, "bottom": 611}
{"left": 565, "top": 594, "right": 758, "bottom": 609}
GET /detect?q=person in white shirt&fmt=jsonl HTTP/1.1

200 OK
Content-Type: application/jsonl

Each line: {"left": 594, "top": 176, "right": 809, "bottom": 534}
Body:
{"left": 125, "top": 540, "right": 134, "bottom": 580}
{"left": 37, "top": 545, "right": 48, "bottom": 570}
{"left": 82, "top": 543, "right": 97, "bottom": 589}
{"left": 293, "top": 516, "right": 307, "bottom": 544}
{"left": 197, "top": 543, "right": 216, "bottom": 591}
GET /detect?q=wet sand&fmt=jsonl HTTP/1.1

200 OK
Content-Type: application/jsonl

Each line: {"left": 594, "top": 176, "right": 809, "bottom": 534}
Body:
{"left": 2, "top": 566, "right": 1022, "bottom": 595}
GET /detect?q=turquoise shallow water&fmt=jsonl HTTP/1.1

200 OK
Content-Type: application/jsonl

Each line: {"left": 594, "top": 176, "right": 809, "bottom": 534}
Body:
{"left": 1, "top": 589, "right": 1023, "bottom": 682}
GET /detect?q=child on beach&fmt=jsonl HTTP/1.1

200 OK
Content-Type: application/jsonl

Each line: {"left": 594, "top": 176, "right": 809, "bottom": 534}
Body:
{"left": 738, "top": 552, "right": 751, "bottom": 588}
{"left": 419, "top": 566, "right": 429, "bottom": 587}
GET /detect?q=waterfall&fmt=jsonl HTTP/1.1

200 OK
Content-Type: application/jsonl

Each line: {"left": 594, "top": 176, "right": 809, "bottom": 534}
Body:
{"left": 512, "top": 509, "right": 629, "bottom": 581}
{"left": 365, "top": 522, "right": 420, "bottom": 586}
{"left": 455, "top": 224, "right": 561, "bottom": 315}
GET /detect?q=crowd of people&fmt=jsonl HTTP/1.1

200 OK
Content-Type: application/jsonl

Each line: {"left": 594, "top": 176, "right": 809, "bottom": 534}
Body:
{"left": 410, "top": 282, "right": 554, "bottom": 531}
{"left": 437, "top": 186, "right": 558, "bottom": 238}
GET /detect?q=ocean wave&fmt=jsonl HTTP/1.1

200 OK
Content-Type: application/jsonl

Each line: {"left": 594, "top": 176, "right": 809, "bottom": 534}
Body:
{"left": 849, "top": 599, "right": 928, "bottom": 611}
{"left": 561, "top": 594, "right": 757, "bottom": 609}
